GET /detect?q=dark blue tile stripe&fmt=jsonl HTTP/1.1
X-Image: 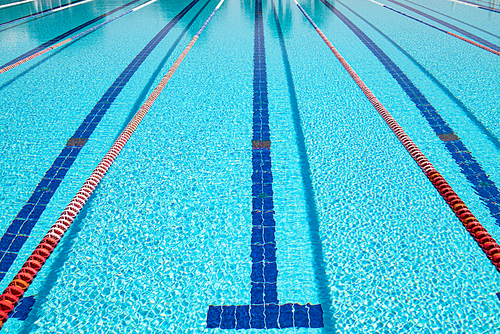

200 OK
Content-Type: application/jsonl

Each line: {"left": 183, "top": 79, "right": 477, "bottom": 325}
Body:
{"left": 320, "top": 0, "right": 500, "bottom": 226}
{"left": 10, "top": 295, "right": 35, "bottom": 321}
{"left": 207, "top": 303, "right": 323, "bottom": 329}
{"left": 1, "top": 0, "right": 143, "bottom": 69}
{"left": 206, "top": 0, "right": 323, "bottom": 329}
{"left": 0, "top": 0, "right": 201, "bottom": 283}
{"left": 379, "top": 3, "right": 448, "bottom": 33}
{"left": 385, "top": 0, "right": 500, "bottom": 52}
{"left": 249, "top": 0, "right": 277, "bottom": 313}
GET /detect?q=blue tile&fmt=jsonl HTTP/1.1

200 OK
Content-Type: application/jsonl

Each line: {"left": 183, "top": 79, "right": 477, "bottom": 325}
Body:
{"left": 0, "top": 252, "right": 17, "bottom": 271}
{"left": 250, "top": 304, "right": 265, "bottom": 328}
{"left": 16, "top": 204, "right": 34, "bottom": 219}
{"left": 235, "top": 305, "right": 250, "bottom": 329}
{"left": 251, "top": 282, "right": 264, "bottom": 304}
{"left": 264, "top": 283, "right": 278, "bottom": 303}
{"left": 251, "top": 245, "right": 265, "bottom": 262}
{"left": 8, "top": 236, "right": 28, "bottom": 253}
{"left": 44, "top": 167, "right": 59, "bottom": 179}
{"left": 11, "top": 295, "right": 36, "bottom": 321}
{"left": 278, "top": 303, "right": 294, "bottom": 328}
{"left": 308, "top": 303, "right": 324, "bottom": 328}
{"left": 293, "top": 304, "right": 309, "bottom": 328}
{"left": 0, "top": 234, "right": 15, "bottom": 251}
{"left": 264, "top": 262, "right": 278, "bottom": 283}
{"left": 220, "top": 305, "right": 236, "bottom": 329}
{"left": 6, "top": 219, "right": 24, "bottom": 235}
{"left": 264, "top": 243, "right": 276, "bottom": 261}
{"left": 265, "top": 303, "right": 279, "bottom": 328}
{"left": 251, "top": 263, "right": 264, "bottom": 282}
{"left": 263, "top": 227, "right": 275, "bottom": 243}
{"left": 251, "top": 226, "right": 264, "bottom": 244}
{"left": 19, "top": 220, "right": 37, "bottom": 235}
{"left": 206, "top": 306, "right": 222, "bottom": 328}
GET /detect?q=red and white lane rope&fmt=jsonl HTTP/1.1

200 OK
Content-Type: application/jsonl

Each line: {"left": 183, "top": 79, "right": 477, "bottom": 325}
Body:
{"left": 293, "top": 0, "right": 500, "bottom": 271}
{"left": 0, "top": 0, "right": 226, "bottom": 328}
{"left": 0, "top": 0, "right": 158, "bottom": 75}
{"left": 446, "top": 31, "right": 500, "bottom": 56}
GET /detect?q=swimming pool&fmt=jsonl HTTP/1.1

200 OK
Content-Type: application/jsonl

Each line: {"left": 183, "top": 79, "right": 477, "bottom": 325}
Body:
{"left": 0, "top": 0, "right": 500, "bottom": 331}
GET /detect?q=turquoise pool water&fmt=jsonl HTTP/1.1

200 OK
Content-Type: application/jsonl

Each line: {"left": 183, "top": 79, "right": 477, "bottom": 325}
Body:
{"left": 0, "top": 0, "right": 500, "bottom": 332}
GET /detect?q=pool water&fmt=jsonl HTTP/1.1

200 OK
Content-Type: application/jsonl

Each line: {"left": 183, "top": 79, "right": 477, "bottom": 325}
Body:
{"left": 0, "top": 0, "right": 500, "bottom": 332}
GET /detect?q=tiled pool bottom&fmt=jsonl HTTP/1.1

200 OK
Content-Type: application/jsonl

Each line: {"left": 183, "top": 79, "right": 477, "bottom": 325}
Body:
{"left": 0, "top": 0, "right": 500, "bottom": 332}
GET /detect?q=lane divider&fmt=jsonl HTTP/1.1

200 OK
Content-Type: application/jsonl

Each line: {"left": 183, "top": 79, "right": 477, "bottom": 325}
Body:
{"left": 0, "top": 0, "right": 93, "bottom": 30}
{"left": 0, "top": 0, "right": 34, "bottom": 10}
{"left": 0, "top": 0, "right": 225, "bottom": 329}
{"left": 0, "top": 0, "right": 143, "bottom": 71}
{"left": 0, "top": 0, "right": 202, "bottom": 285}
{"left": 368, "top": 0, "right": 500, "bottom": 56}
{"left": 0, "top": 0, "right": 159, "bottom": 74}
{"left": 293, "top": 0, "right": 500, "bottom": 273}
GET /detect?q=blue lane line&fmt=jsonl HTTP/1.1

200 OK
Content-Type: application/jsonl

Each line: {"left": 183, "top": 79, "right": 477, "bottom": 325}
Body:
{"left": 384, "top": 0, "right": 500, "bottom": 52}
{"left": 319, "top": 0, "right": 500, "bottom": 225}
{"left": 0, "top": 0, "right": 142, "bottom": 69}
{"left": 0, "top": 0, "right": 201, "bottom": 282}
{"left": 378, "top": 3, "right": 448, "bottom": 33}
{"left": 206, "top": 0, "right": 323, "bottom": 329}
{"left": 0, "top": 0, "right": 87, "bottom": 30}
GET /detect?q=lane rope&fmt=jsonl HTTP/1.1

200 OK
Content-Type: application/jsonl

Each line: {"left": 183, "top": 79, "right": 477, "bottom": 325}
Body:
{"left": 368, "top": 0, "right": 500, "bottom": 56}
{"left": 0, "top": 0, "right": 158, "bottom": 74}
{"left": 0, "top": 0, "right": 226, "bottom": 329}
{"left": 293, "top": 0, "right": 500, "bottom": 273}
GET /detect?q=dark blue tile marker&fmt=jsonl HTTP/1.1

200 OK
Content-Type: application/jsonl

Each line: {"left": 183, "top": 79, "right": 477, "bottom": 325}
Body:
{"left": 206, "top": 0, "right": 323, "bottom": 329}
{"left": 1, "top": 0, "right": 144, "bottom": 69}
{"left": 319, "top": 0, "right": 500, "bottom": 226}
{"left": 10, "top": 296, "right": 36, "bottom": 321}
{"left": 0, "top": 0, "right": 202, "bottom": 283}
